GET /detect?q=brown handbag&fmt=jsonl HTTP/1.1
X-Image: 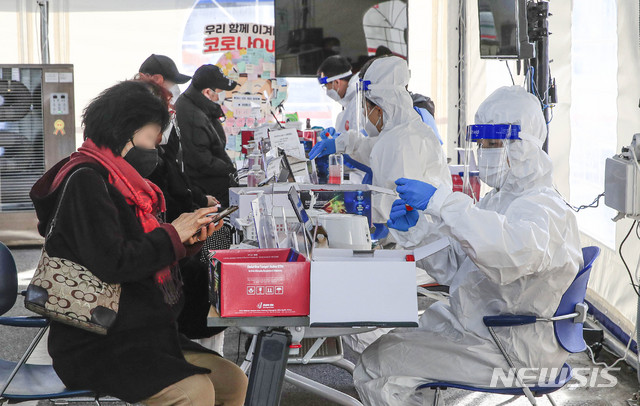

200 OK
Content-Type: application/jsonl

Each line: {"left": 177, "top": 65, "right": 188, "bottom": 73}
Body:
{"left": 24, "top": 168, "right": 121, "bottom": 335}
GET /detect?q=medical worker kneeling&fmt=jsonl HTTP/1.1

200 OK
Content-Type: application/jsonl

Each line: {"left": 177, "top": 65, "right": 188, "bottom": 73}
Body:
{"left": 353, "top": 86, "right": 583, "bottom": 406}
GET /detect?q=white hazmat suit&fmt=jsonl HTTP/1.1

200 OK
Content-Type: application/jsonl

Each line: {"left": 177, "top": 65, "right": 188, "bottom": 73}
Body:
{"left": 337, "top": 57, "right": 451, "bottom": 354}
{"left": 336, "top": 56, "right": 451, "bottom": 223}
{"left": 334, "top": 74, "right": 360, "bottom": 134}
{"left": 353, "top": 86, "right": 583, "bottom": 406}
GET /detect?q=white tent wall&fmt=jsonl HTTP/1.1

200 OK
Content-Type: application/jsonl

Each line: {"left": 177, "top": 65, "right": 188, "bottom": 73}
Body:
{"left": 65, "top": 0, "right": 195, "bottom": 147}
{"left": 407, "top": 0, "right": 450, "bottom": 149}
{"left": 0, "top": 1, "right": 38, "bottom": 63}
{"left": 585, "top": 0, "right": 640, "bottom": 353}
{"left": 0, "top": 0, "right": 195, "bottom": 146}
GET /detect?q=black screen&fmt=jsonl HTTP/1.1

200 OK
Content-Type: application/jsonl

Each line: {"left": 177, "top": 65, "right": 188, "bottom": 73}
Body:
{"left": 478, "top": 0, "right": 533, "bottom": 59}
{"left": 275, "top": 0, "right": 408, "bottom": 77}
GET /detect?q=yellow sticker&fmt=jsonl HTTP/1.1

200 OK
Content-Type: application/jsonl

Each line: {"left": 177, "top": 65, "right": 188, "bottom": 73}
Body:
{"left": 54, "top": 119, "right": 65, "bottom": 136}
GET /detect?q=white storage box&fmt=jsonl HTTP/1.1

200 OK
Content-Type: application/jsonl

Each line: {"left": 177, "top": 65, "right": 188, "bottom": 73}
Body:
{"left": 310, "top": 248, "right": 420, "bottom": 327}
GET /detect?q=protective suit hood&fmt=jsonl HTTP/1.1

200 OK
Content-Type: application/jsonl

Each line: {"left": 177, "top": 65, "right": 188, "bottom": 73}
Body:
{"left": 474, "top": 86, "right": 552, "bottom": 194}
{"left": 353, "top": 56, "right": 451, "bottom": 222}
{"left": 362, "top": 56, "right": 419, "bottom": 134}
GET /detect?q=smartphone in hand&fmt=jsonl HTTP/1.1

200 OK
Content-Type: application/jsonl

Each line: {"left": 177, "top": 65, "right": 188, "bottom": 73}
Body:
{"left": 205, "top": 205, "right": 239, "bottom": 223}
{"left": 193, "top": 206, "right": 240, "bottom": 238}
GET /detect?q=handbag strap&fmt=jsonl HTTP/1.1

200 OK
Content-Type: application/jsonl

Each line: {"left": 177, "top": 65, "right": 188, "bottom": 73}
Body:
{"left": 45, "top": 167, "right": 97, "bottom": 241}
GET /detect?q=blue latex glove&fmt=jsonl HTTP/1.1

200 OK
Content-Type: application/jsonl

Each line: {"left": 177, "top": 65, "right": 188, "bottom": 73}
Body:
{"left": 319, "top": 127, "right": 339, "bottom": 140}
{"left": 389, "top": 199, "right": 409, "bottom": 219}
{"left": 371, "top": 223, "right": 389, "bottom": 240}
{"left": 309, "top": 138, "right": 336, "bottom": 160}
{"left": 395, "top": 178, "right": 437, "bottom": 211}
{"left": 387, "top": 199, "right": 420, "bottom": 232}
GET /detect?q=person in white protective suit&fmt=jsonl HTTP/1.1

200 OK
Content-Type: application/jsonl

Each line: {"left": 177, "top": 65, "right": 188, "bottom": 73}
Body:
{"left": 353, "top": 85, "right": 583, "bottom": 406}
{"left": 328, "top": 56, "right": 452, "bottom": 354}
{"left": 340, "top": 55, "right": 451, "bottom": 223}
{"left": 316, "top": 55, "right": 360, "bottom": 135}
{"left": 310, "top": 56, "right": 372, "bottom": 184}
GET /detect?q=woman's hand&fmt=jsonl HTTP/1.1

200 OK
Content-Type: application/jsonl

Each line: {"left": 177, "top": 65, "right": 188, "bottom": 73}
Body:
{"left": 171, "top": 207, "right": 223, "bottom": 244}
{"left": 186, "top": 219, "right": 223, "bottom": 246}
{"left": 206, "top": 195, "right": 220, "bottom": 207}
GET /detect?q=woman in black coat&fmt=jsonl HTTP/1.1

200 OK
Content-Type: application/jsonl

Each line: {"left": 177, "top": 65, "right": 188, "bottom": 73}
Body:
{"left": 30, "top": 80, "right": 247, "bottom": 405}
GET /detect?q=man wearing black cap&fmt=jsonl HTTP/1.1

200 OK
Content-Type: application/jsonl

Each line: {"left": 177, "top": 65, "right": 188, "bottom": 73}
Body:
{"left": 138, "top": 54, "right": 192, "bottom": 148}
{"left": 139, "top": 53, "right": 192, "bottom": 89}
{"left": 174, "top": 64, "right": 238, "bottom": 207}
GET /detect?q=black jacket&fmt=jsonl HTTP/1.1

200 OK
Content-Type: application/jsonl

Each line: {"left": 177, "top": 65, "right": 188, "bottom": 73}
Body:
{"left": 148, "top": 141, "right": 226, "bottom": 339}
{"left": 175, "top": 85, "right": 237, "bottom": 206}
{"left": 409, "top": 91, "right": 436, "bottom": 117}
{"left": 148, "top": 142, "right": 207, "bottom": 223}
{"left": 30, "top": 159, "right": 213, "bottom": 403}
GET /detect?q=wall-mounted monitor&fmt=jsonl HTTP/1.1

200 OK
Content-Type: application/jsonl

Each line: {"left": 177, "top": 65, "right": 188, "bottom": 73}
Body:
{"left": 478, "top": 0, "right": 534, "bottom": 59}
{"left": 275, "top": 0, "right": 408, "bottom": 77}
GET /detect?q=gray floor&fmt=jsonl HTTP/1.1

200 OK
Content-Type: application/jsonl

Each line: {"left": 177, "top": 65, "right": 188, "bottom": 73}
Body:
{"left": 2, "top": 246, "right": 639, "bottom": 405}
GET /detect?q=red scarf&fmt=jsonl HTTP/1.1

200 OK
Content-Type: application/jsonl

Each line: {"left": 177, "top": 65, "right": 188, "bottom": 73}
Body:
{"left": 52, "top": 139, "right": 181, "bottom": 305}
{"left": 52, "top": 138, "right": 166, "bottom": 232}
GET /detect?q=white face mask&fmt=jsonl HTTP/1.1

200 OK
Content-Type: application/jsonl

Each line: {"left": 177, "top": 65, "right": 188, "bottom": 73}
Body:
{"left": 216, "top": 90, "right": 226, "bottom": 105}
{"left": 160, "top": 121, "right": 174, "bottom": 145}
{"left": 363, "top": 105, "right": 382, "bottom": 137}
{"left": 364, "top": 116, "right": 379, "bottom": 137}
{"left": 326, "top": 88, "right": 341, "bottom": 102}
{"left": 169, "top": 84, "right": 181, "bottom": 102}
{"left": 477, "top": 147, "right": 509, "bottom": 188}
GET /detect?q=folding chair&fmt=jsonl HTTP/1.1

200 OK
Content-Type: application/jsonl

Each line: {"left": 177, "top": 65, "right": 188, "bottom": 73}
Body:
{"left": 0, "top": 242, "right": 118, "bottom": 405}
{"left": 418, "top": 246, "right": 600, "bottom": 406}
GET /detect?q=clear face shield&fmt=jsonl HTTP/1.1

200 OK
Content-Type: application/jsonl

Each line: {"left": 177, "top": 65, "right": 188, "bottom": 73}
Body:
{"left": 355, "top": 79, "right": 381, "bottom": 138}
{"left": 318, "top": 70, "right": 352, "bottom": 102}
{"left": 355, "top": 79, "right": 366, "bottom": 137}
{"left": 463, "top": 124, "right": 521, "bottom": 198}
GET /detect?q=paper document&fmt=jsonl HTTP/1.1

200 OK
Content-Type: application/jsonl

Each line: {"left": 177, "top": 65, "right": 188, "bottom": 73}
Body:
{"left": 269, "top": 128, "right": 305, "bottom": 159}
{"left": 414, "top": 237, "right": 450, "bottom": 261}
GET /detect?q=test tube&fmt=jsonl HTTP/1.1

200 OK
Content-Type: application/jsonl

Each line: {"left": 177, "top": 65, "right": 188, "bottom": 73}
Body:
{"left": 328, "top": 154, "right": 344, "bottom": 185}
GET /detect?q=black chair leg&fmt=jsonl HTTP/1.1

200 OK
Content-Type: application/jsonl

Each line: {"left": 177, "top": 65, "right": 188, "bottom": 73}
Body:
{"left": 0, "top": 325, "right": 49, "bottom": 397}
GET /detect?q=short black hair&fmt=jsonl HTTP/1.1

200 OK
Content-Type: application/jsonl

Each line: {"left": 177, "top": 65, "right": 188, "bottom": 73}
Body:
{"left": 365, "top": 98, "right": 378, "bottom": 109}
{"left": 82, "top": 81, "right": 169, "bottom": 155}
{"left": 375, "top": 46, "right": 393, "bottom": 57}
{"left": 317, "top": 55, "right": 352, "bottom": 80}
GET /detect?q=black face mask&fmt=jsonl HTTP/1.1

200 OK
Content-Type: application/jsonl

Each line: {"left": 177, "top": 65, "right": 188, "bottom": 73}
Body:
{"left": 124, "top": 142, "right": 159, "bottom": 178}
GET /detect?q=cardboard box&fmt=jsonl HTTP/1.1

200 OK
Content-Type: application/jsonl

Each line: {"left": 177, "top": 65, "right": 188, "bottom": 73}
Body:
{"left": 309, "top": 239, "right": 449, "bottom": 326}
{"left": 310, "top": 248, "right": 419, "bottom": 327}
{"left": 209, "top": 248, "right": 310, "bottom": 317}
{"left": 299, "top": 189, "right": 372, "bottom": 226}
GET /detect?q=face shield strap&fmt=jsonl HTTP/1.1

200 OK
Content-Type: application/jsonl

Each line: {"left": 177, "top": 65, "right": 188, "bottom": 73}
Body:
{"left": 318, "top": 70, "right": 352, "bottom": 85}
{"left": 359, "top": 80, "right": 406, "bottom": 93}
{"left": 467, "top": 124, "right": 521, "bottom": 142}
